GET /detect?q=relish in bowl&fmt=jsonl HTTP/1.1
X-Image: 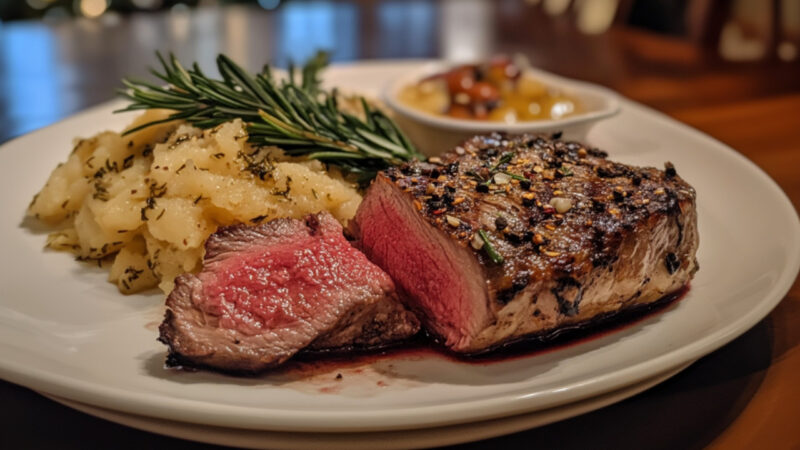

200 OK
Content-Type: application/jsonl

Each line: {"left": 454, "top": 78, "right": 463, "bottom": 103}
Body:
{"left": 397, "top": 57, "right": 581, "bottom": 123}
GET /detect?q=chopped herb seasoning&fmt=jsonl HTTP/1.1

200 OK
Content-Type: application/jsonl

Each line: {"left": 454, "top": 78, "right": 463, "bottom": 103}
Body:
{"left": 239, "top": 149, "right": 275, "bottom": 181}
{"left": 169, "top": 134, "right": 191, "bottom": 149}
{"left": 272, "top": 176, "right": 292, "bottom": 198}
{"left": 478, "top": 229, "right": 504, "bottom": 264}
{"left": 501, "top": 171, "right": 527, "bottom": 182}
{"left": 122, "top": 155, "right": 135, "bottom": 170}
{"left": 92, "top": 180, "right": 110, "bottom": 201}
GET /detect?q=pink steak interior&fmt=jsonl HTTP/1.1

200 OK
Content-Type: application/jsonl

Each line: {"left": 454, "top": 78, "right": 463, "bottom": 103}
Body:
{"left": 354, "top": 177, "right": 490, "bottom": 350}
{"left": 195, "top": 227, "right": 389, "bottom": 336}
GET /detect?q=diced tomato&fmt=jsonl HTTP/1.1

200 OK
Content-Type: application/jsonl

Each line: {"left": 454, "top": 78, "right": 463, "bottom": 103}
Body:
{"left": 466, "top": 81, "right": 500, "bottom": 103}
{"left": 444, "top": 65, "right": 477, "bottom": 94}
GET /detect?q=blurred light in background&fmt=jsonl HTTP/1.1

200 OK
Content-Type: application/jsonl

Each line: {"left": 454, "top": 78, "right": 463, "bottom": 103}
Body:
{"left": 543, "top": 0, "right": 570, "bottom": 16}
{"left": 377, "top": 0, "right": 435, "bottom": 58}
{"left": 575, "top": 0, "right": 619, "bottom": 34}
{"left": 441, "top": 0, "right": 493, "bottom": 62}
{"left": 257, "top": 0, "right": 280, "bottom": 10}
{"left": 275, "top": 1, "right": 357, "bottom": 64}
{"left": 132, "top": 0, "right": 163, "bottom": 9}
{"left": 0, "top": 25, "right": 65, "bottom": 135}
{"left": 171, "top": 3, "right": 190, "bottom": 14}
{"left": 716, "top": 0, "right": 799, "bottom": 61}
{"left": 76, "top": 0, "right": 108, "bottom": 18}
{"left": 0, "top": 0, "right": 796, "bottom": 64}
{"left": 26, "top": 0, "right": 52, "bottom": 10}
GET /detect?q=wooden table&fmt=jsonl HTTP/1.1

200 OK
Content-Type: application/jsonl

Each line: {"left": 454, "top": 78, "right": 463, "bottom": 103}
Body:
{"left": 1, "top": 3, "right": 799, "bottom": 449}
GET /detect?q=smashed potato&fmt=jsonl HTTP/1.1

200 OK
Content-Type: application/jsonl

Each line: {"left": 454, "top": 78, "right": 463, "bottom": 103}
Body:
{"left": 28, "top": 110, "right": 363, "bottom": 293}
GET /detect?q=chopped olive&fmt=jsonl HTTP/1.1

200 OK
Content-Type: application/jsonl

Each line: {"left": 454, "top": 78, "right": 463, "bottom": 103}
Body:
{"left": 520, "top": 179, "right": 531, "bottom": 190}
{"left": 476, "top": 184, "right": 489, "bottom": 193}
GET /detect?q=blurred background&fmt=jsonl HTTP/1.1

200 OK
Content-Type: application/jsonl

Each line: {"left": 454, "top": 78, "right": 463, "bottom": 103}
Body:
{"left": 2, "top": 1, "right": 800, "bottom": 449}
{"left": 0, "top": 0, "right": 798, "bottom": 142}
{"left": 2, "top": 0, "right": 798, "bottom": 60}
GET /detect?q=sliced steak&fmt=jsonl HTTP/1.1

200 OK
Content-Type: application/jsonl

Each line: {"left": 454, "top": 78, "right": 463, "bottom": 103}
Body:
{"left": 159, "top": 212, "right": 419, "bottom": 372}
{"left": 352, "top": 133, "right": 699, "bottom": 353}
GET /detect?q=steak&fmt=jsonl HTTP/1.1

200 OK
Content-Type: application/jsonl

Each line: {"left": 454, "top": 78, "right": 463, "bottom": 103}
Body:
{"left": 352, "top": 133, "right": 699, "bottom": 353}
{"left": 159, "top": 212, "right": 419, "bottom": 372}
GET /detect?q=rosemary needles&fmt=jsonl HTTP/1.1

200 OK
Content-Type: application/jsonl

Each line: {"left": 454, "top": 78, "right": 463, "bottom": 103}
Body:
{"left": 116, "top": 51, "right": 424, "bottom": 179}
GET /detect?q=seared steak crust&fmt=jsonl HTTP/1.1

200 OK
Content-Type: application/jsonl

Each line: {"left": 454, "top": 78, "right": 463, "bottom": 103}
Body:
{"left": 353, "top": 133, "right": 699, "bottom": 352}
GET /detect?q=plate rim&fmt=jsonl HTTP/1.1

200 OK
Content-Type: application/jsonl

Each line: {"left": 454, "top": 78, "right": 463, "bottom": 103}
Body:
{"left": 41, "top": 362, "right": 693, "bottom": 449}
{"left": 0, "top": 60, "right": 798, "bottom": 433}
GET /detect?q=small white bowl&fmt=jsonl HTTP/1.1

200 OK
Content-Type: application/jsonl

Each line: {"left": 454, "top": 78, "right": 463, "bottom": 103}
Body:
{"left": 382, "top": 61, "right": 620, "bottom": 156}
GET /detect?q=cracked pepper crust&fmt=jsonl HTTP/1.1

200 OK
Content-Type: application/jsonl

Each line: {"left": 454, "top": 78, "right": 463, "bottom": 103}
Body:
{"left": 380, "top": 132, "right": 697, "bottom": 318}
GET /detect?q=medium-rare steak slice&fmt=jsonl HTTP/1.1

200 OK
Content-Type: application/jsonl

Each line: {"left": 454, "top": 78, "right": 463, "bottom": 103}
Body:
{"left": 352, "top": 133, "right": 699, "bottom": 353}
{"left": 159, "top": 212, "right": 419, "bottom": 372}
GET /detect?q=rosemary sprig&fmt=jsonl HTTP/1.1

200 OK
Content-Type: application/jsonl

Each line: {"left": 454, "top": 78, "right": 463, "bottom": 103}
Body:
{"left": 116, "top": 51, "right": 423, "bottom": 179}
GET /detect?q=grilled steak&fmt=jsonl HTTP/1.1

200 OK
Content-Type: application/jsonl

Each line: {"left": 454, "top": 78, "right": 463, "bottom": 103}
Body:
{"left": 159, "top": 212, "right": 419, "bottom": 372}
{"left": 352, "top": 133, "right": 699, "bottom": 353}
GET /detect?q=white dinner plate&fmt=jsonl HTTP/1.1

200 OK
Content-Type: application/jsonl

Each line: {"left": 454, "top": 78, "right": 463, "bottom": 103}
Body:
{"left": 0, "top": 61, "right": 798, "bottom": 436}
{"left": 44, "top": 362, "right": 690, "bottom": 449}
